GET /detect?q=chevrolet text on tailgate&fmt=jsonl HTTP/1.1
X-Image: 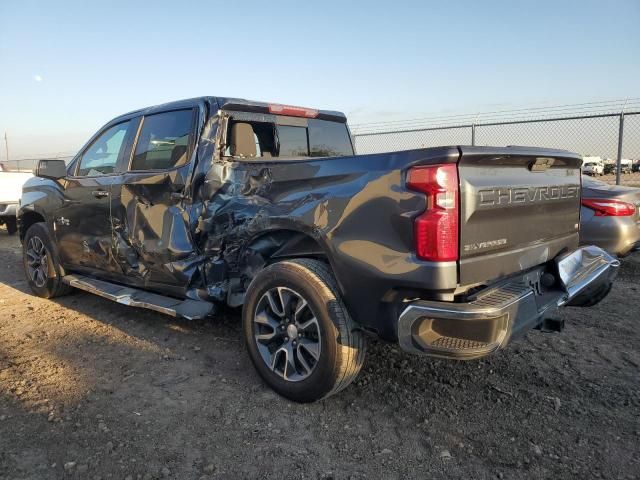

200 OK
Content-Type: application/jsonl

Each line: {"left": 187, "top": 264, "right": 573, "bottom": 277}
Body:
{"left": 18, "top": 96, "right": 619, "bottom": 402}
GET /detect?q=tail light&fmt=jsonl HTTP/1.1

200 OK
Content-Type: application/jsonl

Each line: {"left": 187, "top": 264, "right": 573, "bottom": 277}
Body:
{"left": 581, "top": 199, "right": 636, "bottom": 217}
{"left": 406, "top": 164, "right": 459, "bottom": 261}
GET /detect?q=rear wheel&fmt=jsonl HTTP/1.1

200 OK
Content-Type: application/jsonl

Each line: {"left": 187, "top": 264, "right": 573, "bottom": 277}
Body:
{"left": 23, "top": 222, "right": 72, "bottom": 298}
{"left": 243, "top": 258, "right": 366, "bottom": 402}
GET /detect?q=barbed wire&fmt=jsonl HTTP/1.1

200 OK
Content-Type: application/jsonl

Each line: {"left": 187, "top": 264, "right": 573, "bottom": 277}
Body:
{"left": 349, "top": 98, "right": 640, "bottom": 135}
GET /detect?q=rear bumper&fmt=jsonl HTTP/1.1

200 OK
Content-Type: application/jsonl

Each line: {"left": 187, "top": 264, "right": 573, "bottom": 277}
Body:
{"left": 397, "top": 246, "right": 619, "bottom": 359}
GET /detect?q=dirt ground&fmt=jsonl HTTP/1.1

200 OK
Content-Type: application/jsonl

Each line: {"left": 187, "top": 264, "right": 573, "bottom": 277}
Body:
{"left": 597, "top": 171, "right": 640, "bottom": 187}
{"left": 1, "top": 230, "right": 639, "bottom": 480}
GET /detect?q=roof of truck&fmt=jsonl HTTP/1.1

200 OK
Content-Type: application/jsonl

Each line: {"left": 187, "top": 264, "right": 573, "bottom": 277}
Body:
{"left": 113, "top": 96, "right": 347, "bottom": 124}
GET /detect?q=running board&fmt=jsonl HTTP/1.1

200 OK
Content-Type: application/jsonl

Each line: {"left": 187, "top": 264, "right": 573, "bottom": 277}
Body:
{"left": 62, "top": 274, "right": 214, "bottom": 320}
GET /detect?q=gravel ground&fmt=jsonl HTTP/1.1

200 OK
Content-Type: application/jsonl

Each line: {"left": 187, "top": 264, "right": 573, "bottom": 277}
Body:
{"left": 1, "top": 229, "right": 639, "bottom": 480}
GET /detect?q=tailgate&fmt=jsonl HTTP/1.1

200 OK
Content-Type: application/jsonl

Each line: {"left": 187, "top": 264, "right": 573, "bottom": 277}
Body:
{"left": 457, "top": 146, "right": 582, "bottom": 286}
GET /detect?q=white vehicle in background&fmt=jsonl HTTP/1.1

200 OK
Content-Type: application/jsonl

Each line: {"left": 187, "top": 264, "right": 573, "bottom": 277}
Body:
{"left": 0, "top": 164, "right": 33, "bottom": 235}
{"left": 582, "top": 156, "right": 604, "bottom": 176}
{"left": 620, "top": 158, "right": 633, "bottom": 174}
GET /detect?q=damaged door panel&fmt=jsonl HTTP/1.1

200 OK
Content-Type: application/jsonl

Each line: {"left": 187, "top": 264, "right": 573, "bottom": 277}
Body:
{"left": 110, "top": 107, "right": 202, "bottom": 293}
{"left": 54, "top": 120, "right": 135, "bottom": 274}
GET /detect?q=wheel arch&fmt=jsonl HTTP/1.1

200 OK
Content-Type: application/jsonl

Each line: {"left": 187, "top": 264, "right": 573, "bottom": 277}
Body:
{"left": 227, "top": 228, "right": 343, "bottom": 308}
{"left": 18, "top": 210, "right": 46, "bottom": 241}
{"left": 243, "top": 228, "right": 328, "bottom": 263}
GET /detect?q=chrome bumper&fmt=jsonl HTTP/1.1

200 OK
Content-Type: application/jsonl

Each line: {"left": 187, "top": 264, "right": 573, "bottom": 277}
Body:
{"left": 0, "top": 203, "right": 18, "bottom": 217}
{"left": 397, "top": 246, "right": 619, "bottom": 359}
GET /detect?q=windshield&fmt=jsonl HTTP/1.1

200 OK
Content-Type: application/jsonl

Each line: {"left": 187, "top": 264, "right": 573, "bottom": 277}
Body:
{"left": 224, "top": 116, "right": 354, "bottom": 159}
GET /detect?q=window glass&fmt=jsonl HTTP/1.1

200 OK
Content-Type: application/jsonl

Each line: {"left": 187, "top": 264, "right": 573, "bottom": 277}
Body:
{"left": 131, "top": 109, "right": 193, "bottom": 170}
{"left": 77, "top": 121, "right": 130, "bottom": 176}
{"left": 277, "top": 126, "right": 308, "bottom": 157}
{"left": 222, "top": 116, "right": 353, "bottom": 160}
{"left": 308, "top": 119, "right": 354, "bottom": 157}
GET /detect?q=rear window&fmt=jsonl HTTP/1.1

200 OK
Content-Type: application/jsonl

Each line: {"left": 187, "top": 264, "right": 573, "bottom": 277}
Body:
{"left": 225, "top": 117, "right": 353, "bottom": 160}
{"left": 278, "top": 126, "right": 308, "bottom": 157}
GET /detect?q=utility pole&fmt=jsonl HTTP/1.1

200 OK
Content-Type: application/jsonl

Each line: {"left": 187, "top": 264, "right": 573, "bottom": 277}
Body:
{"left": 3, "top": 132, "right": 8, "bottom": 163}
{"left": 615, "top": 113, "right": 624, "bottom": 186}
{"left": 615, "top": 98, "right": 629, "bottom": 186}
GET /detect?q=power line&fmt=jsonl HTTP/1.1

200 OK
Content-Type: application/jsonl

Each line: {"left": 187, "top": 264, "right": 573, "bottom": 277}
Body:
{"left": 350, "top": 98, "right": 640, "bottom": 127}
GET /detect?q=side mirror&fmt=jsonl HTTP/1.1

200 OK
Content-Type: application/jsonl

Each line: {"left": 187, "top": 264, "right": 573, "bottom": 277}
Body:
{"left": 35, "top": 159, "right": 67, "bottom": 180}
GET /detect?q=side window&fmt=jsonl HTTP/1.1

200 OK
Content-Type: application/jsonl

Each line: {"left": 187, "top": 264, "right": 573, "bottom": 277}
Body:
{"left": 77, "top": 121, "right": 130, "bottom": 176}
{"left": 130, "top": 109, "right": 194, "bottom": 171}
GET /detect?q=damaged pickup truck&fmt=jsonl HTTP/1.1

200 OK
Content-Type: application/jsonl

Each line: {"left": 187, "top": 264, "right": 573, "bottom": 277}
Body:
{"left": 19, "top": 96, "right": 619, "bottom": 402}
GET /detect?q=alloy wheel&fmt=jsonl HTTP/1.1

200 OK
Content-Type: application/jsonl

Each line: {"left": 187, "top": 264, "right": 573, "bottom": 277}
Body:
{"left": 253, "top": 287, "right": 322, "bottom": 381}
{"left": 26, "top": 236, "right": 49, "bottom": 288}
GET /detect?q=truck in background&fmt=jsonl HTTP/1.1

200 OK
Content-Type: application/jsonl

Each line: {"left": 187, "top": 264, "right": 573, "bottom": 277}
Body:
{"left": 0, "top": 164, "right": 33, "bottom": 235}
{"left": 582, "top": 156, "right": 604, "bottom": 176}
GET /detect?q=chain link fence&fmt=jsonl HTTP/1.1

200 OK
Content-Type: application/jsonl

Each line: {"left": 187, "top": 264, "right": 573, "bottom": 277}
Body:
{"left": 622, "top": 112, "right": 640, "bottom": 161}
{"left": 0, "top": 155, "right": 74, "bottom": 173}
{"left": 352, "top": 101, "right": 640, "bottom": 185}
{"left": 3, "top": 101, "right": 640, "bottom": 184}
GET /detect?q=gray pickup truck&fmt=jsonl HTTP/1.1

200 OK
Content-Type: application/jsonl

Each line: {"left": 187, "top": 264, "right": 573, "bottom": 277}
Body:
{"left": 18, "top": 96, "right": 619, "bottom": 402}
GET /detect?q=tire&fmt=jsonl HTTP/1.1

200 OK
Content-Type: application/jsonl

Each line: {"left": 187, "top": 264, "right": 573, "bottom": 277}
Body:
{"left": 4, "top": 217, "right": 17, "bottom": 235}
{"left": 23, "top": 222, "right": 72, "bottom": 298}
{"left": 242, "top": 258, "right": 366, "bottom": 402}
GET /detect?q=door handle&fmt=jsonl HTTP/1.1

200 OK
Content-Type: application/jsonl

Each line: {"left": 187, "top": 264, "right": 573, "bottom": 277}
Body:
{"left": 92, "top": 190, "right": 110, "bottom": 198}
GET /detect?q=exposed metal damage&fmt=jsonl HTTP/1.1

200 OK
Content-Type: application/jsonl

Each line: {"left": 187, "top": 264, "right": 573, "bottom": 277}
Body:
{"left": 81, "top": 102, "right": 343, "bottom": 313}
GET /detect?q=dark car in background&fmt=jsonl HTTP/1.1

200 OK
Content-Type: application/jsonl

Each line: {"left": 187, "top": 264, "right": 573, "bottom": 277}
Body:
{"left": 603, "top": 162, "right": 634, "bottom": 175}
{"left": 581, "top": 176, "right": 640, "bottom": 256}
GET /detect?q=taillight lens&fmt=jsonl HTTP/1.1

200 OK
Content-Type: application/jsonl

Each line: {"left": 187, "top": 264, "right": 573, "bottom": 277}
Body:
{"left": 581, "top": 198, "right": 636, "bottom": 216}
{"left": 407, "top": 164, "right": 459, "bottom": 261}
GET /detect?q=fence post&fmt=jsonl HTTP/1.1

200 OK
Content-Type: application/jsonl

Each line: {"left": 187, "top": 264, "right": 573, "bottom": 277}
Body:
{"left": 615, "top": 113, "right": 625, "bottom": 186}
{"left": 471, "top": 123, "right": 476, "bottom": 146}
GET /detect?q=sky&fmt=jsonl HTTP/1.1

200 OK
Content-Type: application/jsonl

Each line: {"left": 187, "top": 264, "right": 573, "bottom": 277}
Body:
{"left": 0, "top": 0, "right": 639, "bottom": 159}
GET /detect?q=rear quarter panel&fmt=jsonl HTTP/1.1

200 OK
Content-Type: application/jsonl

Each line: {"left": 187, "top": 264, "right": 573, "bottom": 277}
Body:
{"left": 200, "top": 147, "right": 460, "bottom": 339}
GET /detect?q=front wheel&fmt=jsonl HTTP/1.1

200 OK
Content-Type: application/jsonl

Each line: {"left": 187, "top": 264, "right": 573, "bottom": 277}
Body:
{"left": 23, "top": 222, "right": 72, "bottom": 298}
{"left": 243, "top": 258, "right": 366, "bottom": 402}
